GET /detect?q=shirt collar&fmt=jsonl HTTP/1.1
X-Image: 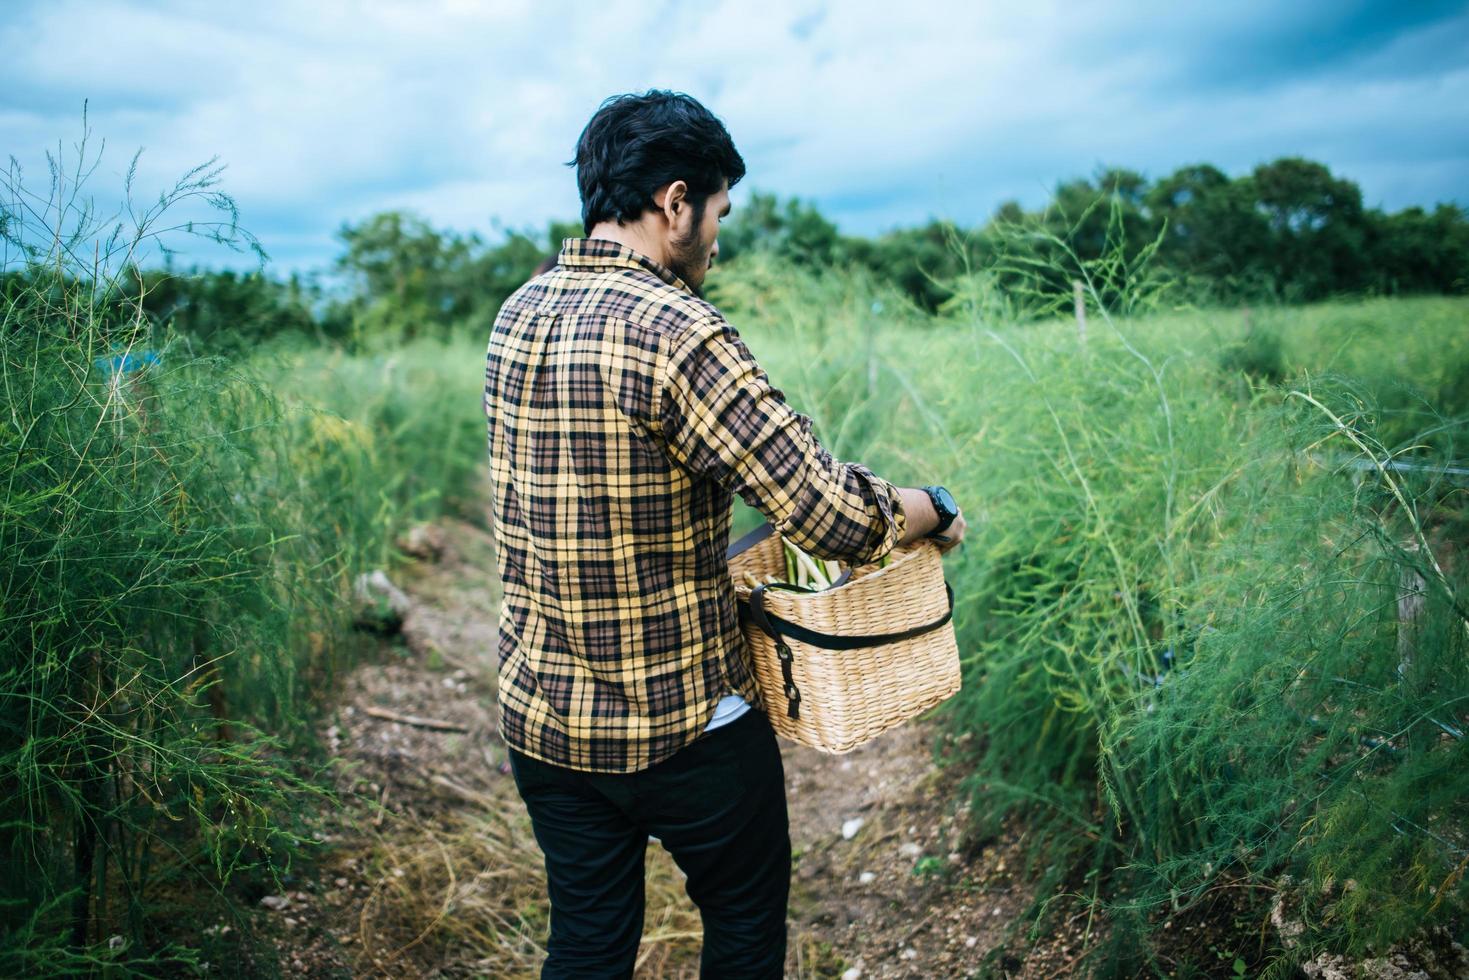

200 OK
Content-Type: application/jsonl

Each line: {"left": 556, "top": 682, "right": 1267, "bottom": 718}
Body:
{"left": 557, "top": 237, "right": 694, "bottom": 295}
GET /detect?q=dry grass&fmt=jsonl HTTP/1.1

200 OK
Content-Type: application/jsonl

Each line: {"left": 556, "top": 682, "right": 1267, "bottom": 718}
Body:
{"left": 346, "top": 802, "right": 847, "bottom": 978}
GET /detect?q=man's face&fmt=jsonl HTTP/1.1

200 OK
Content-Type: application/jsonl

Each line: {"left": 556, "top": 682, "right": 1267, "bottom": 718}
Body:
{"left": 667, "top": 181, "right": 730, "bottom": 296}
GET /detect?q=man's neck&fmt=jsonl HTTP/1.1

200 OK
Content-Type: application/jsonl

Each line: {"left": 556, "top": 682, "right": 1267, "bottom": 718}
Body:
{"left": 586, "top": 219, "right": 667, "bottom": 268}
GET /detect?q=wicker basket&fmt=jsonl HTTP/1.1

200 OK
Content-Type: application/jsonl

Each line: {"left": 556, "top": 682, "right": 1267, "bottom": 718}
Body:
{"left": 726, "top": 525, "right": 961, "bottom": 753}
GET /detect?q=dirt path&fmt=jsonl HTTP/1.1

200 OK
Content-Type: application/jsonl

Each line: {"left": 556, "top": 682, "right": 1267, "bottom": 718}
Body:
{"left": 248, "top": 516, "right": 1083, "bottom": 978}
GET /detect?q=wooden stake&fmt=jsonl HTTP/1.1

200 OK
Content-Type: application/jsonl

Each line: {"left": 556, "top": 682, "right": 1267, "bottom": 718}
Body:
{"left": 1073, "top": 280, "right": 1087, "bottom": 346}
{"left": 1398, "top": 543, "right": 1426, "bottom": 682}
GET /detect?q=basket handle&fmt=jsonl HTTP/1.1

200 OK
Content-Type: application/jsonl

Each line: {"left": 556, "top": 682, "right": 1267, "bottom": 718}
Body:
{"left": 725, "top": 522, "right": 854, "bottom": 588}
{"left": 725, "top": 522, "right": 776, "bottom": 560}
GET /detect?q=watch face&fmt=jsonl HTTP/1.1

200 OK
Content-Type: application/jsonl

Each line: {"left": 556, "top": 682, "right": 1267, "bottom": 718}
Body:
{"left": 933, "top": 485, "right": 957, "bottom": 516}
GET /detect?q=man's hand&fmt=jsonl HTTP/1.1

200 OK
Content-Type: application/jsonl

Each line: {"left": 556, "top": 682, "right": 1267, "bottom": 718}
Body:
{"left": 896, "top": 487, "right": 968, "bottom": 553}
{"left": 930, "top": 509, "right": 967, "bottom": 553}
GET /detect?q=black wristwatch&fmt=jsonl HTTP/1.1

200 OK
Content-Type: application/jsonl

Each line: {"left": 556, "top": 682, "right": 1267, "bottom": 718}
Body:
{"left": 922, "top": 485, "right": 958, "bottom": 537}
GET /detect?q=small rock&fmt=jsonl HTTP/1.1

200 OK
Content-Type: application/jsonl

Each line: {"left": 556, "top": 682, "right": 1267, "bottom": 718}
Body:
{"left": 283, "top": 916, "right": 298, "bottom": 928}
{"left": 841, "top": 965, "right": 863, "bottom": 980}
{"left": 900, "top": 842, "right": 923, "bottom": 859}
{"left": 396, "top": 523, "right": 447, "bottom": 561}
{"left": 858, "top": 871, "right": 876, "bottom": 885}
{"left": 334, "top": 877, "right": 349, "bottom": 889}
{"left": 900, "top": 947, "right": 917, "bottom": 960}
{"left": 841, "top": 817, "right": 865, "bottom": 840}
{"left": 259, "top": 895, "right": 289, "bottom": 911}
{"left": 991, "top": 906, "right": 1003, "bottom": 916}
{"left": 352, "top": 570, "right": 412, "bottom": 633}
{"left": 965, "top": 936, "right": 977, "bottom": 948}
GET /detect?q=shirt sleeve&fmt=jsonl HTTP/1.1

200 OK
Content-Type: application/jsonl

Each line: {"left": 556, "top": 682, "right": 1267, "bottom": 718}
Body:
{"left": 660, "top": 315, "right": 905, "bottom": 563}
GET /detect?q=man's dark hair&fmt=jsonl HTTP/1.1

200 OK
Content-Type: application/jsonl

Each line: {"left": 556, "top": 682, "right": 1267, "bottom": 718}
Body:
{"left": 573, "top": 90, "right": 746, "bottom": 235}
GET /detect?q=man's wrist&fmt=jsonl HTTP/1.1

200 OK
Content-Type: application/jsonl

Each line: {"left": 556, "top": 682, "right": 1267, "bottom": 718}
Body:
{"left": 894, "top": 487, "right": 937, "bottom": 545}
{"left": 922, "top": 485, "right": 958, "bottom": 536}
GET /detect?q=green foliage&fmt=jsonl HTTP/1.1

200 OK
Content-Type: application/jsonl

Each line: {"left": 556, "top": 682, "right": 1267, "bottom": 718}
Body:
{"left": 335, "top": 210, "right": 479, "bottom": 340}
{"left": 1217, "top": 314, "right": 1286, "bottom": 384}
{"left": 713, "top": 228, "right": 1468, "bottom": 967}
{"left": 331, "top": 211, "right": 566, "bottom": 347}
{"left": 1368, "top": 204, "right": 1469, "bottom": 295}
{"left": 717, "top": 191, "right": 843, "bottom": 268}
{"left": 1207, "top": 300, "right": 1469, "bottom": 461}
{"left": 138, "top": 265, "right": 332, "bottom": 354}
{"left": 243, "top": 328, "right": 494, "bottom": 542}
{"left": 0, "top": 124, "right": 486, "bottom": 973}
{"left": 0, "top": 133, "right": 338, "bottom": 973}
{"left": 1250, "top": 157, "right": 1369, "bottom": 300}
{"left": 1101, "top": 383, "right": 1469, "bottom": 958}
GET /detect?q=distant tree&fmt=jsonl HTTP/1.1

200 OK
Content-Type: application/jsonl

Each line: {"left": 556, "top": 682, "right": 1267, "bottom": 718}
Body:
{"left": 718, "top": 191, "right": 842, "bottom": 267}
{"left": 716, "top": 191, "right": 783, "bottom": 262}
{"left": 1250, "top": 157, "right": 1368, "bottom": 299}
{"left": 330, "top": 213, "right": 579, "bottom": 343}
{"left": 335, "top": 211, "right": 478, "bottom": 339}
{"left": 711, "top": 168, "right": 1385, "bottom": 313}
{"left": 992, "top": 199, "right": 1026, "bottom": 225}
{"left": 547, "top": 219, "right": 584, "bottom": 250}
{"left": 857, "top": 221, "right": 977, "bottom": 312}
{"left": 463, "top": 227, "right": 542, "bottom": 314}
{"left": 1042, "top": 168, "right": 1157, "bottom": 264}
{"left": 1364, "top": 203, "right": 1469, "bottom": 295}
{"left": 1147, "top": 163, "right": 1272, "bottom": 292}
{"left": 139, "top": 267, "right": 324, "bottom": 352}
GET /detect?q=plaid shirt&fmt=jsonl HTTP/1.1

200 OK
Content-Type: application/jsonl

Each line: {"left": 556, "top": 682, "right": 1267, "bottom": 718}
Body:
{"left": 483, "top": 238, "right": 906, "bottom": 772}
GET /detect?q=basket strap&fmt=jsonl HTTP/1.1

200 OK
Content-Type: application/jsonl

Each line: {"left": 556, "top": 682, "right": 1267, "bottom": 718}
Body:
{"left": 725, "top": 522, "right": 775, "bottom": 560}
{"left": 741, "top": 581, "right": 955, "bottom": 721}
{"left": 743, "top": 582, "right": 955, "bottom": 651}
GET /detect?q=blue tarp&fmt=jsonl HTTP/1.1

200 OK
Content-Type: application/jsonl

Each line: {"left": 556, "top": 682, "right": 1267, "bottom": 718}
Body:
{"left": 93, "top": 350, "right": 161, "bottom": 376}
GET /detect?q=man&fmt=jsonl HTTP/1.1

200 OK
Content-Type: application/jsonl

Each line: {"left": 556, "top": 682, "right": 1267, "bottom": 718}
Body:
{"left": 483, "top": 90, "right": 967, "bottom": 979}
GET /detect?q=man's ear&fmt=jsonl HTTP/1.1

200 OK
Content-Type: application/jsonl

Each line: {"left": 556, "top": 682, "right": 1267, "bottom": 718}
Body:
{"left": 657, "top": 180, "right": 691, "bottom": 232}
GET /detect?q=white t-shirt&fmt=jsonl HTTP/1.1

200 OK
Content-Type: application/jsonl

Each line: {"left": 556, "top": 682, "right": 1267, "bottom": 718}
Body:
{"left": 702, "top": 692, "right": 752, "bottom": 731}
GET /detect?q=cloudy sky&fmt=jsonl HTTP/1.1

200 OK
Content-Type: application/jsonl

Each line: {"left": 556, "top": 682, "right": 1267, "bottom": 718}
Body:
{"left": 3, "top": 0, "right": 1467, "bottom": 272}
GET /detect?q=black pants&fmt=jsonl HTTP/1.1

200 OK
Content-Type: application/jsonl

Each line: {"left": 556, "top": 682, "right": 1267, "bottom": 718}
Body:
{"left": 507, "top": 708, "right": 791, "bottom": 979}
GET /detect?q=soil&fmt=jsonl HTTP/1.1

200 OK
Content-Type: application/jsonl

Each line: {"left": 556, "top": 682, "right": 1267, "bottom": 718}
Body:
{"left": 219, "top": 514, "right": 1464, "bottom": 979}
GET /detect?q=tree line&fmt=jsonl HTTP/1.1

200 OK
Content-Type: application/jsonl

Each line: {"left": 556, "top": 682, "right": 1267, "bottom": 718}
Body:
{"left": 720, "top": 156, "right": 1468, "bottom": 309}
{"left": 107, "top": 155, "right": 1468, "bottom": 351}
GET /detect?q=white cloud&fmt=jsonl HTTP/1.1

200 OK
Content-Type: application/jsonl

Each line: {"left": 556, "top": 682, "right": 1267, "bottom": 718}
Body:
{"left": 3, "top": 0, "right": 1465, "bottom": 269}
